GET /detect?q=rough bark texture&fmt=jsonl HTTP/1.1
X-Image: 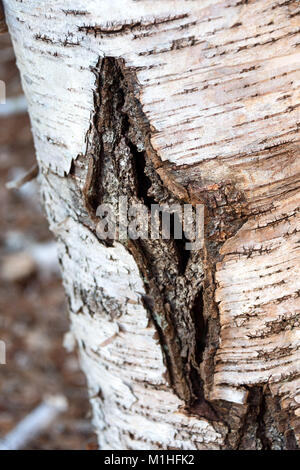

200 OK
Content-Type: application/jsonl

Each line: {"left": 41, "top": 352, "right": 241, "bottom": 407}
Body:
{"left": 4, "top": 0, "right": 300, "bottom": 449}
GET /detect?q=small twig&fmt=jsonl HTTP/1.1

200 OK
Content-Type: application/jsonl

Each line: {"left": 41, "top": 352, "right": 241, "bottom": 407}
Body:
{"left": 6, "top": 164, "right": 39, "bottom": 190}
{"left": 0, "top": 395, "right": 68, "bottom": 450}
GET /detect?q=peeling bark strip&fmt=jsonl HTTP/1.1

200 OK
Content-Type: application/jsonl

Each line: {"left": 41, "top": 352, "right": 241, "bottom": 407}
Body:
{"left": 4, "top": 0, "right": 300, "bottom": 449}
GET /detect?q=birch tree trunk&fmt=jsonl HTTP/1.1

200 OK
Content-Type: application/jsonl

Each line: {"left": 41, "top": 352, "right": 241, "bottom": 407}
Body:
{"left": 3, "top": 0, "right": 300, "bottom": 450}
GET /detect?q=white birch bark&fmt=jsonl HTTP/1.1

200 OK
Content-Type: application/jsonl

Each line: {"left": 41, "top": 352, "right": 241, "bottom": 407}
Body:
{"left": 3, "top": 0, "right": 300, "bottom": 449}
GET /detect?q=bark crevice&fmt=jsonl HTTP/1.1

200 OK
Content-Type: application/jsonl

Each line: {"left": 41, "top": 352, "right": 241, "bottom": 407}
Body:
{"left": 78, "top": 56, "right": 208, "bottom": 405}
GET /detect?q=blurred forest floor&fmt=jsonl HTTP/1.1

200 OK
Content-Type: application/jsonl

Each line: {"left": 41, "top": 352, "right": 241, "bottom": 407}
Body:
{"left": 0, "top": 34, "right": 97, "bottom": 449}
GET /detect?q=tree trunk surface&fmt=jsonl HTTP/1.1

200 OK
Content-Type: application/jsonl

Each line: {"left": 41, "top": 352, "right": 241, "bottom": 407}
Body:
{"left": 4, "top": 0, "right": 300, "bottom": 450}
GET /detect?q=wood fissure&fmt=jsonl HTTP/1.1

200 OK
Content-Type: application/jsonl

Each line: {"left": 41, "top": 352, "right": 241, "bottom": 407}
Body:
{"left": 81, "top": 56, "right": 206, "bottom": 405}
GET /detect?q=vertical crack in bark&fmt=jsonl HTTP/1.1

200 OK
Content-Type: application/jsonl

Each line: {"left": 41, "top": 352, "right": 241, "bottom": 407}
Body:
{"left": 191, "top": 289, "right": 206, "bottom": 364}
{"left": 233, "top": 386, "right": 298, "bottom": 450}
{"left": 256, "top": 388, "right": 272, "bottom": 450}
{"left": 80, "top": 56, "right": 207, "bottom": 404}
